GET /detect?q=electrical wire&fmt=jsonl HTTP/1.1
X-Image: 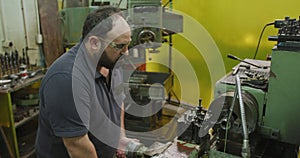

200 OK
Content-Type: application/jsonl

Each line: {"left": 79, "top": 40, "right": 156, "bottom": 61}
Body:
{"left": 163, "top": 1, "right": 170, "bottom": 8}
{"left": 61, "top": 0, "right": 64, "bottom": 9}
{"left": 253, "top": 22, "right": 274, "bottom": 59}
{"left": 118, "top": 0, "right": 123, "bottom": 7}
{"left": 224, "top": 88, "right": 238, "bottom": 152}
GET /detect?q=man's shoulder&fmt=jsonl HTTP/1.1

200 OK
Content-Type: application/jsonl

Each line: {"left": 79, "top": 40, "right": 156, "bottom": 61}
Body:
{"left": 44, "top": 60, "right": 73, "bottom": 82}
{"left": 41, "top": 54, "right": 75, "bottom": 89}
{"left": 45, "top": 44, "right": 81, "bottom": 79}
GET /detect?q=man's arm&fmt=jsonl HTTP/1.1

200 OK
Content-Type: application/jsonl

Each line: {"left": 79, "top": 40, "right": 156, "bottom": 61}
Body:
{"left": 63, "top": 134, "right": 97, "bottom": 158}
{"left": 116, "top": 102, "right": 141, "bottom": 158}
{"left": 116, "top": 102, "right": 127, "bottom": 158}
{"left": 120, "top": 102, "right": 126, "bottom": 139}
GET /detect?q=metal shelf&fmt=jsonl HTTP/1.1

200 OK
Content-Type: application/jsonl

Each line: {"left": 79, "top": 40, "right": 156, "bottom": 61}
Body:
{"left": 15, "top": 109, "right": 39, "bottom": 128}
{"left": 0, "top": 72, "right": 43, "bottom": 158}
{"left": 20, "top": 149, "right": 35, "bottom": 158}
{"left": 0, "top": 74, "right": 44, "bottom": 93}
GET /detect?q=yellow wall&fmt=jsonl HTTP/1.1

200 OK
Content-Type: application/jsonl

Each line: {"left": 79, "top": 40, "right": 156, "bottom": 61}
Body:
{"left": 149, "top": 0, "right": 300, "bottom": 107}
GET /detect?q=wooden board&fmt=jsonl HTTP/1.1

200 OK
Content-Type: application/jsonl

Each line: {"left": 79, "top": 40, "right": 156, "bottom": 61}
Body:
{"left": 38, "top": 0, "right": 64, "bottom": 67}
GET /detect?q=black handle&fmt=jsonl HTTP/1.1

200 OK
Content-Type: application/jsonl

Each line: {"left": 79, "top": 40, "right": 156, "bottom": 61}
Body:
{"left": 227, "top": 54, "right": 241, "bottom": 61}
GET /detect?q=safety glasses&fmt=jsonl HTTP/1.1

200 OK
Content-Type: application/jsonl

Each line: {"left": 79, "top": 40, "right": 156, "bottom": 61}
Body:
{"left": 108, "top": 41, "right": 130, "bottom": 51}
{"left": 93, "top": 36, "right": 131, "bottom": 51}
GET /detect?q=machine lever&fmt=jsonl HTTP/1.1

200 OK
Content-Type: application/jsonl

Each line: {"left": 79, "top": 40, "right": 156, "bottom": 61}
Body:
{"left": 227, "top": 54, "right": 268, "bottom": 69}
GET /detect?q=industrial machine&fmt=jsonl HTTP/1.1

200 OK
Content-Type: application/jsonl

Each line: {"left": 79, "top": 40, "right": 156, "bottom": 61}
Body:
{"left": 58, "top": 0, "right": 183, "bottom": 63}
{"left": 120, "top": 16, "right": 300, "bottom": 158}
{"left": 175, "top": 16, "right": 300, "bottom": 158}
{"left": 120, "top": 0, "right": 183, "bottom": 143}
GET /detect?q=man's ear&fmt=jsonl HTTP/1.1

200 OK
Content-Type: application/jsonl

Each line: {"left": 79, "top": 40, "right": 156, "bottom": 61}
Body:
{"left": 89, "top": 36, "right": 101, "bottom": 50}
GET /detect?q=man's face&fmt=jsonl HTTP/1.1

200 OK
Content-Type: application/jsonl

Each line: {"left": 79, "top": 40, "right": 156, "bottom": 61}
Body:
{"left": 98, "top": 31, "right": 131, "bottom": 69}
{"left": 98, "top": 15, "right": 131, "bottom": 70}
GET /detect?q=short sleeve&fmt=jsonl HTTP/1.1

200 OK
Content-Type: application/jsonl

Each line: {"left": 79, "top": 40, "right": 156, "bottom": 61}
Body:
{"left": 42, "top": 73, "right": 89, "bottom": 138}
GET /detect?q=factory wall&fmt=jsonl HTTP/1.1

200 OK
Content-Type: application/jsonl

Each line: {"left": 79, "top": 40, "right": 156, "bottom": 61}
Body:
{"left": 0, "top": 0, "right": 42, "bottom": 66}
{"left": 148, "top": 0, "right": 300, "bottom": 107}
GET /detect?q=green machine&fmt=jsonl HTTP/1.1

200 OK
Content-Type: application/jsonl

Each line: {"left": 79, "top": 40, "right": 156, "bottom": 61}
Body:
{"left": 58, "top": 1, "right": 183, "bottom": 50}
{"left": 57, "top": 0, "right": 183, "bottom": 78}
{"left": 175, "top": 17, "right": 300, "bottom": 158}
{"left": 264, "top": 49, "right": 300, "bottom": 145}
{"left": 127, "top": 0, "right": 162, "bottom": 48}
{"left": 262, "top": 17, "right": 300, "bottom": 145}
{"left": 208, "top": 17, "right": 300, "bottom": 157}
{"left": 58, "top": 6, "right": 99, "bottom": 48}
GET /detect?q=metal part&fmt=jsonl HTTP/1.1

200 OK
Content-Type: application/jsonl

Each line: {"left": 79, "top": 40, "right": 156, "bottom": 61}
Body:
{"left": 138, "top": 30, "right": 157, "bottom": 45}
{"left": 127, "top": 1, "right": 163, "bottom": 49}
{"left": 125, "top": 71, "right": 173, "bottom": 102}
{"left": 177, "top": 103, "right": 209, "bottom": 144}
{"left": 0, "top": 79, "right": 10, "bottom": 85}
{"left": 126, "top": 141, "right": 147, "bottom": 158}
{"left": 206, "top": 64, "right": 263, "bottom": 157}
{"left": 220, "top": 59, "right": 270, "bottom": 90}
{"left": 211, "top": 91, "right": 259, "bottom": 135}
{"left": 124, "top": 71, "right": 173, "bottom": 132}
{"left": 228, "top": 54, "right": 269, "bottom": 69}
{"left": 234, "top": 75, "right": 250, "bottom": 158}
{"left": 143, "top": 141, "right": 172, "bottom": 156}
{"left": 268, "top": 16, "right": 300, "bottom": 49}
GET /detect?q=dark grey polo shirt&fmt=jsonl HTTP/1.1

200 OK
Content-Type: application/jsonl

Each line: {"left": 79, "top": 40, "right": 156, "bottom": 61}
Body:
{"left": 35, "top": 42, "right": 125, "bottom": 158}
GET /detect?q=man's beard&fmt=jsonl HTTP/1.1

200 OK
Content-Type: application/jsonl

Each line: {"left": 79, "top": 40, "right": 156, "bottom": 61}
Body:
{"left": 97, "top": 50, "right": 122, "bottom": 70}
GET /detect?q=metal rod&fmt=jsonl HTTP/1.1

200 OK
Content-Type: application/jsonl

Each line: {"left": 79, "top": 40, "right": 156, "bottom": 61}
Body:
{"left": 0, "top": 0, "right": 7, "bottom": 43}
{"left": 235, "top": 74, "right": 250, "bottom": 158}
{"left": 34, "top": 0, "right": 41, "bottom": 35}
{"left": 20, "top": 0, "right": 29, "bottom": 50}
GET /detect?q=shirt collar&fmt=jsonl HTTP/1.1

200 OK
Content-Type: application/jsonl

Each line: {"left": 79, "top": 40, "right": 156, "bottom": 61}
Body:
{"left": 95, "top": 70, "right": 103, "bottom": 80}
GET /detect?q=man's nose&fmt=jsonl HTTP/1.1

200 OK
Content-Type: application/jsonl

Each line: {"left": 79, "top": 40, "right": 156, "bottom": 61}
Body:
{"left": 121, "top": 47, "right": 129, "bottom": 56}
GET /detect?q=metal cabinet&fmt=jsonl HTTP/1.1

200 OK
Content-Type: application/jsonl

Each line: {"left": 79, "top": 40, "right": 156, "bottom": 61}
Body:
{"left": 0, "top": 75, "right": 43, "bottom": 158}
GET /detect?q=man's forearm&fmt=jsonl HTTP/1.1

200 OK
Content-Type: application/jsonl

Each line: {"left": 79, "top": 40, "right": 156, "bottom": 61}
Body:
{"left": 120, "top": 102, "right": 126, "bottom": 138}
{"left": 63, "top": 134, "right": 97, "bottom": 158}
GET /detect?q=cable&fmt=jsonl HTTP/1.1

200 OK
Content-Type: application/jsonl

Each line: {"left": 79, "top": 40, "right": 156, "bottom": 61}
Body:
{"left": 224, "top": 89, "right": 238, "bottom": 152}
{"left": 61, "top": 0, "right": 64, "bottom": 9}
{"left": 163, "top": 1, "right": 170, "bottom": 8}
{"left": 253, "top": 22, "right": 274, "bottom": 59}
{"left": 118, "top": 0, "right": 123, "bottom": 7}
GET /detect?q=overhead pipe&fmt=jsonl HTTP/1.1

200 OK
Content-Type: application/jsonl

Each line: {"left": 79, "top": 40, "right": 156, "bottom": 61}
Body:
{"left": 0, "top": 0, "right": 7, "bottom": 45}
{"left": 34, "top": 0, "right": 43, "bottom": 44}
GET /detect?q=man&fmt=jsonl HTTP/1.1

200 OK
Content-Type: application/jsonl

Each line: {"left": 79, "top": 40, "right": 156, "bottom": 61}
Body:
{"left": 35, "top": 6, "right": 134, "bottom": 158}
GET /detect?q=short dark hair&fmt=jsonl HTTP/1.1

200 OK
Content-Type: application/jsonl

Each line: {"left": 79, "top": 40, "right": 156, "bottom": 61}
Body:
{"left": 82, "top": 6, "right": 122, "bottom": 39}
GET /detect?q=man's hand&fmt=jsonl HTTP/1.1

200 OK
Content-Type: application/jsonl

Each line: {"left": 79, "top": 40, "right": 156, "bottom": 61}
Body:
{"left": 116, "top": 137, "right": 140, "bottom": 158}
